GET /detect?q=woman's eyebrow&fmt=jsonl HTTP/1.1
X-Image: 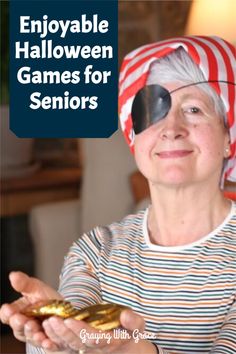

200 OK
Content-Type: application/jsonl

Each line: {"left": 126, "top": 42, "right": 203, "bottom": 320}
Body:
{"left": 178, "top": 93, "right": 195, "bottom": 100}
{"left": 173, "top": 92, "right": 213, "bottom": 110}
{"left": 177, "top": 92, "right": 207, "bottom": 102}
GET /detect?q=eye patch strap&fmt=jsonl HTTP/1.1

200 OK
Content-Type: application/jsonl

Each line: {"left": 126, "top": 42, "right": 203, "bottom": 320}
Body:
{"left": 131, "top": 80, "right": 235, "bottom": 134}
{"left": 169, "top": 80, "right": 236, "bottom": 95}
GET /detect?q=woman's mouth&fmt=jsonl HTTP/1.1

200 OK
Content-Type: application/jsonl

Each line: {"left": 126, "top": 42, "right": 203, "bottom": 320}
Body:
{"left": 157, "top": 150, "right": 193, "bottom": 158}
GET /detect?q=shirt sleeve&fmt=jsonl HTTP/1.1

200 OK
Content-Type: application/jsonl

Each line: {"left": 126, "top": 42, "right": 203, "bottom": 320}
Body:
{"left": 26, "top": 344, "right": 44, "bottom": 354}
{"left": 210, "top": 300, "right": 236, "bottom": 353}
{"left": 27, "top": 230, "right": 103, "bottom": 354}
{"left": 153, "top": 343, "right": 169, "bottom": 354}
{"left": 58, "top": 230, "right": 103, "bottom": 308}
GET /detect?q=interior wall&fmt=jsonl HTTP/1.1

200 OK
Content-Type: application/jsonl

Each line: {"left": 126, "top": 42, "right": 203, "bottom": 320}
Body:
{"left": 119, "top": 1, "right": 191, "bottom": 63}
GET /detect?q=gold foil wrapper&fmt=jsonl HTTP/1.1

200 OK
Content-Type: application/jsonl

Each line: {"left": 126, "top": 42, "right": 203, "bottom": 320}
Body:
{"left": 22, "top": 300, "right": 128, "bottom": 330}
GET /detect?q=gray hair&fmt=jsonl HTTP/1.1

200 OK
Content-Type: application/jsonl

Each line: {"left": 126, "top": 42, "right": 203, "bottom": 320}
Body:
{"left": 146, "top": 48, "right": 226, "bottom": 120}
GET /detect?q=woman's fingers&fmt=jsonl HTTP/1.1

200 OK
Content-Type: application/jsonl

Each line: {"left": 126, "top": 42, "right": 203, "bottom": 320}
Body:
{"left": 0, "top": 297, "right": 30, "bottom": 324}
{"left": 1, "top": 300, "right": 145, "bottom": 353}
{"left": 28, "top": 322, "right": 59, "bottom": 352}
{"left": 24, "top": 319, "right": 45, "bottom": 341}
{"left": 9, "top": 314, "right": 49, "bottom": 348}
{"left": 0, "top": 271, "right": 63, "bottom": 349}
{"left": 0, "top": 304, "right": 18, "bottom": 325}
{"left": 1, "top": 271, "right": 58, "bottom": 328}
{"left": 42, "top": 317, "right": 65, "bottom": 346}
{"left": 43, "top": 316, "right": 85, "bottom": 352}
{"left": 64, "top": 318, "right": 103, "bottom": 348}
{"left": 43, "top": 316, "right": 109, "bottom": 351}
{"left": 9, "top": 271, "right": 42, "bottom": 297}
{"left": 24, "top": 319, "right": 58, "bottom": 351}
{"left": 120, "top": 309, "right": 145, "bottom": 332}
{"left": 9, "top": 271, "right": 61, "bottom": 300}
{"left": 41, "top": 311, "right": 146, "bottom": 353}
{"left": 9, "top": 313, "right": 31, "bottom": 341}
{"left": 0, "top": 299, "right": 47, "bottom": 345}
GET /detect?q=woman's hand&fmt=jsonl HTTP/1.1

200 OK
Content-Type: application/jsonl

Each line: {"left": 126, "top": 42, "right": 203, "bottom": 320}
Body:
{"left": 0, "top": 272, "right": 157, "bottom": 353}
{"left": 42, "top": 309, "right": 156, "bottom": 353}
{"left": 0, "top": 271, "right": 62, "bottom": 349}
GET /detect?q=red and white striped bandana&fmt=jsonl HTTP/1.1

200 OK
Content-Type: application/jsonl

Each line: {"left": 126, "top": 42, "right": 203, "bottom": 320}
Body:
{"left": 119, "top": 36, "right": 236, "bottom": 182}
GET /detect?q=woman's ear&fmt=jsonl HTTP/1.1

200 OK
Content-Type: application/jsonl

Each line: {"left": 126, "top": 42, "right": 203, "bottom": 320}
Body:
{"left": 224, "top": 132, "right": 231, "bottom": 158}
{"left": 224, "top": 146, "right": 231, "bottom": 158}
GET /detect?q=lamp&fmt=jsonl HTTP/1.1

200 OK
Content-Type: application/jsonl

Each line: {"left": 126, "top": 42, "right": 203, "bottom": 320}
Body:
{"left": 185, "top": 0, "right": 236, "bottom": 45}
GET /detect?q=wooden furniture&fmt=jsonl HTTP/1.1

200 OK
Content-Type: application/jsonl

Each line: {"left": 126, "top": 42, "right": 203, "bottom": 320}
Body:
{"left": 1, "top": 167, "right": 82, "bottom": 217}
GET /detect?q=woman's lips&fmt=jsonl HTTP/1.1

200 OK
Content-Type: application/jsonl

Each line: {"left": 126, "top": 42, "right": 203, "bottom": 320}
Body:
{"left": 157, "top": 150, "right": 193, "bottom": 158}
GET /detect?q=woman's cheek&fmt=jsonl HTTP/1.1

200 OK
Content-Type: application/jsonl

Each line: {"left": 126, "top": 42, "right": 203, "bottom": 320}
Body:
{"left": 134, "top": 136, "right": 156, "bottom": 178}
{"left": 134, "top": 141, "right": 145, "bottom": 170}
{"left": 134, "top": 131, "right": 155, "bottom": 154}
{"left": 194, "top": 125, "right": 225, "bottom": 160}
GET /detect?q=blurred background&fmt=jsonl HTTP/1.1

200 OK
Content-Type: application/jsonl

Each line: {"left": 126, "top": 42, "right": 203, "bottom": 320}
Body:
{"left": 1, "top": 1, "right": 235, "bottom": 352}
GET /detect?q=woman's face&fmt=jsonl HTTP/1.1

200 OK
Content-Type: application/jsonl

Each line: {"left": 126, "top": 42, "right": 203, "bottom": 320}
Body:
{"left": 134, "top": 83, "right": 230, "bottom": 187}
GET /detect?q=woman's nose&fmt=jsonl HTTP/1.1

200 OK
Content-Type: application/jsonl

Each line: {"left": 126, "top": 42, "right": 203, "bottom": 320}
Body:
{"left": 159, "top": 114, "right": 188, "bottom": 141}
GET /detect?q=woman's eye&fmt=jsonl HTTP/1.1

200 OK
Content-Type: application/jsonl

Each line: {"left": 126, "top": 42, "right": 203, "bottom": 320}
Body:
{"left": 183, "top": 106, "right": 202, "bottom": 115}
{"left": 190, "top": 107, "right": 199, "bottom": 113}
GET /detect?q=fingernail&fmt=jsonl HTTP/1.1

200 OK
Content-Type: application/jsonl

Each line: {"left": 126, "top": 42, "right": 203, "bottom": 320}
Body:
{"left": 48, "top": 316, "right": 61, "bottom": 327}
{"left": 64, "top": 318, "right": 74, "bottom": 326}
{"left": 121, "top": 309, "right": 131, "bottom": 320}
{"left": 15, "top": 317, "right": 24, "bottom": 326}
{"left": 42, "top": 342, "right": 53, "bottom": 350}
{"left": 25, "top": 323, "right": 31, "bottom": 331}
{"left": 42, "top": 319, "right": 49, "bottom": 328}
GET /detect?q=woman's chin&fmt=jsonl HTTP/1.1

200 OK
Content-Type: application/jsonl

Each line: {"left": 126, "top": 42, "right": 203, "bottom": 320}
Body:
{"left": 153, "top": 170, "right": 194, "bottom": 187}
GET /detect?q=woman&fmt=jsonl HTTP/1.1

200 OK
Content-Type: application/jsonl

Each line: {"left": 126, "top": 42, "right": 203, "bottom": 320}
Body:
{"left": 1, "top": 35, "right": 235, "bottom": 354}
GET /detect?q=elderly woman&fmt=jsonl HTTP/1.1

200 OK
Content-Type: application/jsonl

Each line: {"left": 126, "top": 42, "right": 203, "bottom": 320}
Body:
{"left": 1, "top": 35, "right": 235, "bottom": 354}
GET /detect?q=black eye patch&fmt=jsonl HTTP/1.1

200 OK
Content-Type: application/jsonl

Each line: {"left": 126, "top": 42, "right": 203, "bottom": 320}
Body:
{"left": 131, "top": 84, "right": 171, "bottom": 134}
{"left": 131, "top": 81, "right": 235, "bottom": 134}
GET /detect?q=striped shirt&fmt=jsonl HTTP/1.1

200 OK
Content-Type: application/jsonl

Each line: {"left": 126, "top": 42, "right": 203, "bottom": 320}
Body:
{"left": 28, "top": 201, "right": 236, "bottom": 354}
